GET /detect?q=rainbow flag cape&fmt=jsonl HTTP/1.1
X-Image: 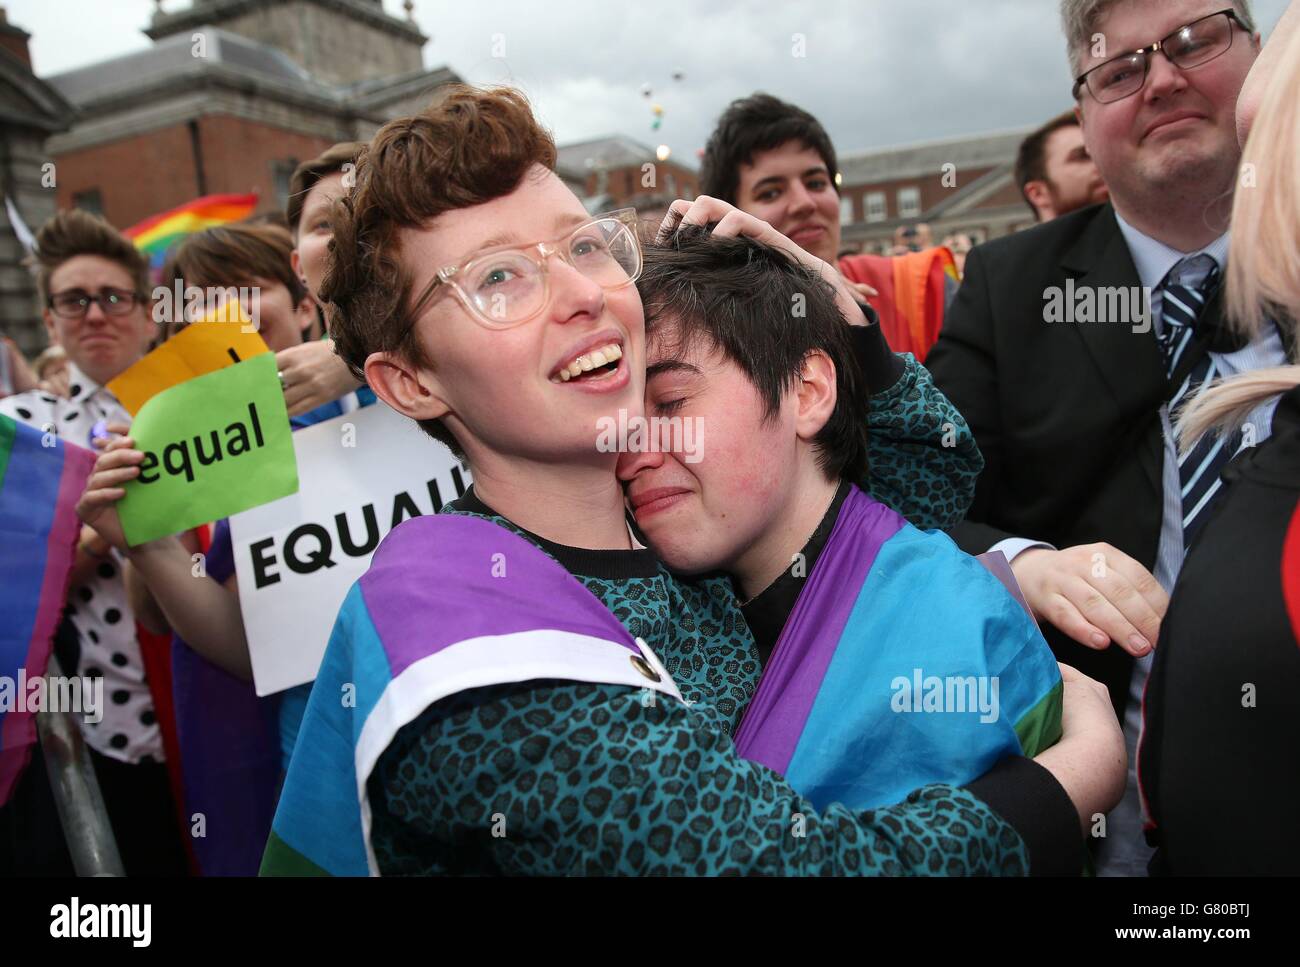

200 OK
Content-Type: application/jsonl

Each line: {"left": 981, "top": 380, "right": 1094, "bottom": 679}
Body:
{"left": 261, "top": 513, "right": 683, "bottom": 876}
{"left": 733, "top": 486, "right": 1062, "bottom": 811}
{"left": 0, "top": 415, "right": 96, "bottom": 804}
{"left": 123, "top": 193, "right": 258, "bottom": 272}
{"left": 839, "top": 248, "right": 959, "bottom": 362}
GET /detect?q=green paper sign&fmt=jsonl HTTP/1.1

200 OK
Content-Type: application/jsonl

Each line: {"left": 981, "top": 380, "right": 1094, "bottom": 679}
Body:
{"left": 119, "top": 353, "right": 299, "bottom": 545}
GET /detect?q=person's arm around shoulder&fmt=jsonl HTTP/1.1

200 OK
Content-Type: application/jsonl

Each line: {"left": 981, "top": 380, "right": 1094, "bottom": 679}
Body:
{"left": 369, "top": 663, "right": 1123, "bottom": 876}
{"left": 848, "top": 315, "right": 984, "bottom": 530}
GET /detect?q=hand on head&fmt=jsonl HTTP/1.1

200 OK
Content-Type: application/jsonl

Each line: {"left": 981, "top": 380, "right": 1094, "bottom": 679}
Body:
{"left": 657, "top": 196, "right": 869, "bottom": 327}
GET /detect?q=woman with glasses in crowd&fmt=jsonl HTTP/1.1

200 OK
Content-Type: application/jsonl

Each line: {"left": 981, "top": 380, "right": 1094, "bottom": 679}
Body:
{"left": 0, "top": 211, "right": 188, "bottom": 876}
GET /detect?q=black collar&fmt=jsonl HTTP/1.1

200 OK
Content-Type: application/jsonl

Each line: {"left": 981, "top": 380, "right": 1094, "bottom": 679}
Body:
{"left": 447, "top": 485, "right": 660, "bottom": 580}
{"left": 739, "top": 480, "right": 852, "bottom": 668}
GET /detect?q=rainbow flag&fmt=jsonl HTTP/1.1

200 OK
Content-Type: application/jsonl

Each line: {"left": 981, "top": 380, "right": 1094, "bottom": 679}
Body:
{"left": 261, "top": 513, "right": 682, "bottom": 875}
{"left": 733, "top": 485, "right": 1062, "bottom": 812}
{"left": 123, "top": 193, "right": 258, "bottom": 272}
{"left": 0, "top": 415, "right": 96, "bottom": 804}
{"left": 839, "top": 247, "right": 959, "bottom": 362}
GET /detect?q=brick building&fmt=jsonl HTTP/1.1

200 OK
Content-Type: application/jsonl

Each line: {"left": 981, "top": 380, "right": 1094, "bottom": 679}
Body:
{"left": 556, "top": 135, "right": 700, "bottom": 225}
{"left": 46, "top": 0, "right": 461, "bottom": 228}
{"left": 0, "top": 0, "right": 462, "bottom": 350}
{"left": 837, "top": 126, "right": 1038, "bottom": 254}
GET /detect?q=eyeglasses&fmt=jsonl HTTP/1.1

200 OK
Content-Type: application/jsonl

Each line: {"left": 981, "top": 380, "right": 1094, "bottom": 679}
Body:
{"left": 48, "top": 287, "right": 144, "bottom": 319}
{"left": 397, "top": 209, "right": 643, "bottom": 337}
{"left": 1073, "top": 9, "right": 1248, "bottom": 104}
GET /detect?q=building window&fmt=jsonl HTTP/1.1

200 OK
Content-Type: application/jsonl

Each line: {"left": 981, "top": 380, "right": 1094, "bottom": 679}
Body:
{"left": 898, "top": 186, "right": 921, "bottom": 219}
{"left": 72, "top": 189, "right": 103, "bottom": 216}
{"left": 866, "top": 191, "right": 887, "bottom": 223}
{"left": 839, "top": 195, "right": 854, "bottom": 225}
{"left": 272, "top": 158, "right": 300, "bottom": 210}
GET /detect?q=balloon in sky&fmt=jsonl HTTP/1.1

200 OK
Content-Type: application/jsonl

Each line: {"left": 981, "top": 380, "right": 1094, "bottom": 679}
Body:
{"left": 642, "top": 69, "right": 687, "bottom": 132}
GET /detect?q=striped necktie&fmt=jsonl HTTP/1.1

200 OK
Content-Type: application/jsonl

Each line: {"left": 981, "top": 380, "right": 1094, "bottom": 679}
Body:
{"left": 1158, "top": 256, "right": 1237, "bottom": 548}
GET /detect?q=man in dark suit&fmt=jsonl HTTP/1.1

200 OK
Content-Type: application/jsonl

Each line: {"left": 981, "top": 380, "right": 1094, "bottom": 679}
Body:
{"left": 927, "top": 0, "right": 1282, "bottom": 875}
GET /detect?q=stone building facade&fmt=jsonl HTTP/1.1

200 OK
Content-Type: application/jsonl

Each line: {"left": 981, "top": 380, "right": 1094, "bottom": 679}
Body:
{"left": 46, "top": 0, "right": 461, "bottom": 229}
{"left": 144, "top": 0, "right": 427, "bottom": 86}
{"left": 0, "top": 8, "right": 72, "bottom": 356}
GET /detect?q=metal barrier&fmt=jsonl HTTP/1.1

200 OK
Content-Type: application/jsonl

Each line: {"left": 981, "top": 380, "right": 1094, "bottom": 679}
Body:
{"left": 36, "top": 655, "right": 125, "bottom": 876}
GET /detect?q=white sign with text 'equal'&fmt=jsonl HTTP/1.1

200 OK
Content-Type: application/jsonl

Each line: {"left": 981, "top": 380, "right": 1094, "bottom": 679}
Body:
{"left": 231, "top": 401, "right": 469, "bottom": 695}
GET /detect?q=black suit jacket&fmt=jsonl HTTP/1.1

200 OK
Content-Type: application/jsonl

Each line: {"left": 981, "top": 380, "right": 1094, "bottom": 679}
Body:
{"left": 926, "top": 203, "right": 1234, "bottom": 717}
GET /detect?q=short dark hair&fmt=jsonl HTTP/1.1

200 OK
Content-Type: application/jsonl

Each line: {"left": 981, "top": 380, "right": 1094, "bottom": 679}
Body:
{"left": 637, "top": 225, "right": 867, "bottom": 483}
{"left": 325, "top": 86, "right": 557, "bottom": 456}
{"left": 1014, "top": 110, "right": 1079, "bottom": 218}
{"left": 32, "top": 209, "right": 149, "bottom": 306}
{"left": 700, "top": 93, "right": 839, "bottom": 206}
{"left": 286, "top": 141, "right": 364, "bottom": 237}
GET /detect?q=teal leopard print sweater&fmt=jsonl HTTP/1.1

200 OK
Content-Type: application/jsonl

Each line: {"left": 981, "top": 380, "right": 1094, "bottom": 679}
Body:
{"left": 364, "top": 345, "right": 1073, "bottom": 875}
{"left": 367, "top": 502, "right": 1030, "bottom": 875}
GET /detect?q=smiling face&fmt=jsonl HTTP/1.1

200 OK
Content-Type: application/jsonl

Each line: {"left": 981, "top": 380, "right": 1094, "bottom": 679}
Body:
{"left": 1076, "top": 1, "right": 1258, "bottom": 214}
{"left": 293, "top": 171, "right": 346, "bottom": 301}
{"left": 384, "top": 165, "right": 645, "bottom": 469}
{"left": 734, "top": 141, "right": 842, "bottom": 265}
{"left": 43, "top": 255, "right": 152, "bottom": 387}
{"left": 617, "top": 324, "right": 801, "bottom": 576}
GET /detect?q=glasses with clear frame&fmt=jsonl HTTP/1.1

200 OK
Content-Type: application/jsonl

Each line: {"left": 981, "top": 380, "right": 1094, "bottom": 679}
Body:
{"left": 399, "top": 208, "right": 643, "bottom": 336}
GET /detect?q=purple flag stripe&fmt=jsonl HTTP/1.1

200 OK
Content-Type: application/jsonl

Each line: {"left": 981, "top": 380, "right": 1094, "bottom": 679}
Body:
{"left": 733, "top": 487, "right": 904, "bottom": 774}
{"left": 360, "top": 514, "right": 639, "bottom": 680}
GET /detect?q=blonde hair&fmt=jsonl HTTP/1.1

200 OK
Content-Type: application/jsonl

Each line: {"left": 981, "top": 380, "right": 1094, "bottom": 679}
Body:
{"left": 1177, "top": 22, "right": 1300, "bottom": 452}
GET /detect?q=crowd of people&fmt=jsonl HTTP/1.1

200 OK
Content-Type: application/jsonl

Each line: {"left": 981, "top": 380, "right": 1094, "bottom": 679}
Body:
{"left": 1, "top": 0, "right": 1297, "bottom": 877}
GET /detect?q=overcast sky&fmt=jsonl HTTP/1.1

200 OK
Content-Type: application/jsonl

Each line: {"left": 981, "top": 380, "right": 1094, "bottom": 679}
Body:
{"left": 9, "top": 0, "right": 1292, "bottom": 164}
